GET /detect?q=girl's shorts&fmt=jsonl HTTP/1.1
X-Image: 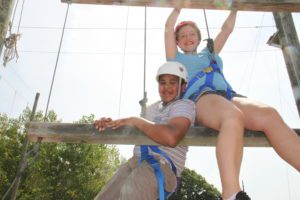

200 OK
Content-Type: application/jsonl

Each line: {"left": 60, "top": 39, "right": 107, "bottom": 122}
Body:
{"left": 193, "top": 89, "right": 246, "bottom": 102}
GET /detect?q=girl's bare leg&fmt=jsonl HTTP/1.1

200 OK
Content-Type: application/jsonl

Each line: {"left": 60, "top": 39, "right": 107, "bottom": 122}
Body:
{"left": 232, "top": 97, "right": 300, "bottom": 171}
{"left": 196, "top": 94, "right": 245, "bottom": 198}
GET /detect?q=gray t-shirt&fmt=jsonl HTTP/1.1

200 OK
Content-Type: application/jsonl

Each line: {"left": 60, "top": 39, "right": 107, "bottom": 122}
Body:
{"left": 133, "top": 99, "right": 195, "bottom": 177}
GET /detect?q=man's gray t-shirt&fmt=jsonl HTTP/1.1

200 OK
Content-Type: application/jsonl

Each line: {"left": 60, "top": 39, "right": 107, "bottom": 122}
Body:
{"left": 133, "top": 99, "right": 195, "bottom": 177}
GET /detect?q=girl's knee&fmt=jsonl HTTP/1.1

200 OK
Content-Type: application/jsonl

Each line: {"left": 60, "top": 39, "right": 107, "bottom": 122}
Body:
{"left": 216, "top": 109, "right": 244, "bottom": 132}
{"left": 259, "top": 106, "right": 281, "bottom": 125}
{"left": 264, "top": 106, "right": 279, "bottom": 117}
{"left": 248, "top": 106, "right": 283, "bottom": 133}
{"left": 224, "top": 109, "right": 244, "bottom": 125}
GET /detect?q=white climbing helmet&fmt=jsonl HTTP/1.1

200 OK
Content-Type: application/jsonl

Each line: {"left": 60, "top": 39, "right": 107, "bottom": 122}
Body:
{"left": 156, "top": 61, "right": 188, "bottom": 83}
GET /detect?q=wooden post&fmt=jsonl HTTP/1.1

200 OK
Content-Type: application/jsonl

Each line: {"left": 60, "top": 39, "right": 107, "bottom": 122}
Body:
{"left": 27, "top": 122, "right": 300, "bottom": 147}
{"left": 273, "top": 12, "right": 300, "bottom": 116}
{"left": 61, "top": 0, "right": 300, "bottom": 12}
{"left": 0, "top": 0, "right": 16, "bottom": 56}
{"left": 8, "top": 93, "right": 40, "bottom": 200}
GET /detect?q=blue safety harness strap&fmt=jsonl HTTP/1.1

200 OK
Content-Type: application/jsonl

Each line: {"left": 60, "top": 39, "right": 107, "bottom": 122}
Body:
{"left": 149, "top": 146, "right": 177, "bottom": 175}
{"left": 184, "top": 59, "right": 232, "bottom": 101}
{"left": 139, "top": 145, "right": 177, "bottom": 200}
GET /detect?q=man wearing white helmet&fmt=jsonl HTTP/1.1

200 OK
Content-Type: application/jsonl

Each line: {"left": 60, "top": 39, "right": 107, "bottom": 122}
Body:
{"left": 94, "top": 61, "right": 195, "bottom": 200}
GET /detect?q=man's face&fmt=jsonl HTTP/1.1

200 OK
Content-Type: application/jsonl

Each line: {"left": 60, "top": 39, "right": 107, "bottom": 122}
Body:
{"left": 158, "top": 74, "right": 180, "bottom": 103}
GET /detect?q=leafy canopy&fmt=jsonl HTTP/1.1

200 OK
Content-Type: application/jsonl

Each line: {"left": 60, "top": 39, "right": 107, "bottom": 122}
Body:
{"left": 0, "top": 108, "right": 121, "bottom": 200}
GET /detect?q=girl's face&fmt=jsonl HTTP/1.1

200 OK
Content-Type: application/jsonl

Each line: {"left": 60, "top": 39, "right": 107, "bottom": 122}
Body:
{"left": 176, "top": 25, "right": 200, "bottom": 54}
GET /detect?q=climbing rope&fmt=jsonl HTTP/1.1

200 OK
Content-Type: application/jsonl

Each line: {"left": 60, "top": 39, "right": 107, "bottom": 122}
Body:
{"left": 3, "top": 2, "right": 70, "bottom": 199}
{"left": 44, "top": 2, "right": 70, "bottom": 119}
{"left": 3, "top": 22, "right": 21, "bottom": 67}
{"left": 244, "top": 13, "right": 265, "bottom": 95}
{"left": 139, "top": 6, "right": 148, "bottom": 118}
{"left": 117, "top": 6, "right": 129, "bottom": 118}
{"left": 2, "top": 0, "right": 25, "bottom": 67}
{"left": 203, "top": 9, "right": 214, "bottom": 55}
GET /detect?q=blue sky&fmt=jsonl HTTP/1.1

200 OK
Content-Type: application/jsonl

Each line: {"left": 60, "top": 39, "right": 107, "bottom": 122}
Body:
{"left": 0, "top": 0, "right": 299, "bottom": 199}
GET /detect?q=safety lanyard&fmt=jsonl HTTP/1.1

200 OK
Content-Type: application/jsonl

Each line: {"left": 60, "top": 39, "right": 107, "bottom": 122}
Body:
{"left": 139, "top": 145, "right": 177, "bottom": 200}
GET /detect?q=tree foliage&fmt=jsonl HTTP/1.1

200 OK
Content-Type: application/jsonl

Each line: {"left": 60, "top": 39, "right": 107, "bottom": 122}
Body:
{"left": 169, "top": 168, "right": 221, "bottom": 200}
{"left": 1, "top": 108, "right": 221, "bottom": 199}
{"left": 0, "top": 108, "right": 121, "bottom": 200}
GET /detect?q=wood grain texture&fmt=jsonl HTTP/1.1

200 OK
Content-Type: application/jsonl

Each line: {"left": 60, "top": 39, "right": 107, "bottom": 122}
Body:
{"left": 27, "top": 122, "right": 300, "bottom": 147}
{"left": 61, "top": 0, "right": 300, "bottom": 12}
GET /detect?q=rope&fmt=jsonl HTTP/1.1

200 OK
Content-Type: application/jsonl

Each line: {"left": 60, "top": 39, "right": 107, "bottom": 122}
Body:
{"left": 117, "top": 6, "right": 129, "bottom": 118}
{"left": 9, "top": 90, "right": 17, "bottom": 116}
{"left": 44, "top": 3, "right": 70, "bottom": 119}
{"left": 3, "top": 3, "right": 70, "bottom": 198}
{"left": 10, "top": 0, "right": 20, "bottom": 24}
{"left": 244, "top": 13, "right": 265, "bottom": 95}
{"left": 2, "top": 0, "right": 25, "bottom": 67}
{"left": 0, "top": 73, "right": 30, "bottom": 103}
{"left": 203, "top": 9, "right": 211, "bottom": 39}
{"left": 203, "top": 9, "right": 214, "bottom": 55}
{"left": 270, "top": 18, "right": 284, "bottom": 115}
{"left": 8, "top": 25, "right": 276, "bottom": 31}
{"left": 3, "top": 23, "right": 21, "bottom": 67}
{"left": 16, "top": 0, "right": 25, "bottom": 33}
{"left": 139, "top": 6, "right": 148, "bottom": 118}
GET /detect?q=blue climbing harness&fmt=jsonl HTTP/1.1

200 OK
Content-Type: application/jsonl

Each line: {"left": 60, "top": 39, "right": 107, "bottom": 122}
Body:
{"left": 139, "top": 145, "right": 177, "bottom": 200}
{"left": 184, "top": 59, "right": 233, "bottom": 101}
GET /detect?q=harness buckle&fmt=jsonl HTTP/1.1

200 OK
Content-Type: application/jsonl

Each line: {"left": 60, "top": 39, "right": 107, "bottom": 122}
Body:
{"left": 203, "top": 66, "right": 213, "bottom": 73}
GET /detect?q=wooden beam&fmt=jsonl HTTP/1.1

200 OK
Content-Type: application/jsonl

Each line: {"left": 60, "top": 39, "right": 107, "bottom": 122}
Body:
{"left": 27, "top": 122, "right": 300, "bottom": 147}
{"left": 61, "top": 0, "right": 300, "bottom": 12}
{"left": 272, "top": 12, "right": 300, "bottom": 116}
{"left": 0, "top": 0, "right": 16, "bottom": 56}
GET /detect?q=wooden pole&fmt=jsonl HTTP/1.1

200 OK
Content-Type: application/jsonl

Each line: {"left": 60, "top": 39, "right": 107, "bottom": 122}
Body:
{"left": 9, "top": 93, "right": 40, "bottom": 200}
{"left": 0, "top": 0, "right": 16, "bottom": 56}
{"left": 27, "top": 122, "right": 300, "bottom": 147}
{"left": 273, "top": 12, "right": 300, "bottom": 117}
{"left": 61, "top": 0, "right": 300, "bottom": 12}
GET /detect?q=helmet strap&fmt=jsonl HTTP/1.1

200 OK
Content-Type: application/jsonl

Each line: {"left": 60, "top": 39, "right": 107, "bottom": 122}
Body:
{"left": 175, "top": 78, "right": 182, "bottom": 101}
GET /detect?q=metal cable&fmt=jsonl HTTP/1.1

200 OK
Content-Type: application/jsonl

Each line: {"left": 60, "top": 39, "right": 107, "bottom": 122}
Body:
{"left": 203, "top": 9, "right": 214, "bottom": 55}
{"left": 44, "top": 3, "right": 70, "bottom": 120}
{"left": 117, "top": 6, "right": 129, "bottom": 118}
{"left": 139, "top": 6, "right": 148, "bottom": 118}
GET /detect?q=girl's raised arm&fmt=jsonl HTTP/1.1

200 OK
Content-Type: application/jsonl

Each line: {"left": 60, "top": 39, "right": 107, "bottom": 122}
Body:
{"left": 165, "top": 8, "right": 181, "bottom": 59}
{"left": 214, "top": 10, "right": 237, "bottom": 54}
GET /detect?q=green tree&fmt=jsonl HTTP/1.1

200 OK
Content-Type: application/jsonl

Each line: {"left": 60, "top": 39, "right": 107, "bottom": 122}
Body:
{"left": 0, "top": 107, "right": 44, "bottom": 198}
{"left": 0, "top": 113, "right": 23, "bottom": 197}
{"left": 0, "top": 109, "right": 121, "bottom": 200}
{"left": 1, "top": 109, "right": 220, "bottom": 199}
{"left": 169, "top": 168, "right": 221, "bottom": 200}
